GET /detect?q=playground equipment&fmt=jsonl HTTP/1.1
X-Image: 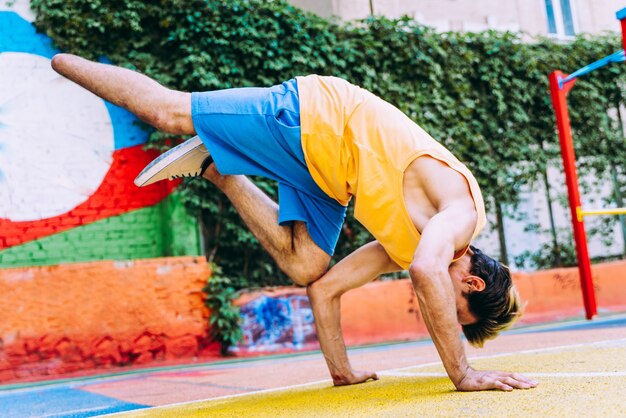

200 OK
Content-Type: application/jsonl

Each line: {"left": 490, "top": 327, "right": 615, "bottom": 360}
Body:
{"left": 549, "top": 7, "right": 626, "bottom": 320}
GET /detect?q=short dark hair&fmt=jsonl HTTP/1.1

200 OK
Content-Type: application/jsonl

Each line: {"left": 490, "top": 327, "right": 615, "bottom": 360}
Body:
{"left": 461, "top": 246, "right": 522, "bottom": 348}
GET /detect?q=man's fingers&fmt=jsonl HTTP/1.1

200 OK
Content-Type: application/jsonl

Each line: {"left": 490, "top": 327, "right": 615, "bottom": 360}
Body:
{"left": 358, "top": 371, "right": 378, "bottom": 383}
{"left": 456, "top": 370, "right": 539, "bottom": 392}
{"left": 335, "top": 370, "right": 379, "bottom": 386}
{"left": 511, "top": 373, "right": 539, "bottom": 387}
{"left": 494, "top": 380, "right": 513, "bottom": 391}
{"left": 501, "top": 376, "right": 532, "bottom": 389}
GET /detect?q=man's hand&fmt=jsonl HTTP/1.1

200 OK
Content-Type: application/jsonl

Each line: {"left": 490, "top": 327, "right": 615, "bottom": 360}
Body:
{"left": 332, "top": 369, "right": 379, "bottom": 386}
{"left": 307, "top": 241, "right": 400, "bottom": 387}
{"left": 455, "top": 368, "right": 538, "bottom": 392}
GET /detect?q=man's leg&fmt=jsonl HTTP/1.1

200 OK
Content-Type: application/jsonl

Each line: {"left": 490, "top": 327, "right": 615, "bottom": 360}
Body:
{"left": 51, "top": 54, "right": 194, "bottom": 135}
{"left": 203, "top": 166, "right": 331, "bottom": 286}
{"left": 51, "top": 54, "right": 329, "bottom": 285}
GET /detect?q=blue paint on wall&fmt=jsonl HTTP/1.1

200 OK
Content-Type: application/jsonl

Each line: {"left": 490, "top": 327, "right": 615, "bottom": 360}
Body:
{"left": 0, "top": 11, "right": 56, "bottom": 58}
{"left": 0, "top": 106, "right": 5, "bottom": 185}
{"left": 0, "top": 386, "right": 148, "bottom": 417}
{"left": 0, "top": 11, "right": 149, "bottom": 150}
{"left": 105, "top": 102, "right": 151, "bottom": 150}
{"left": 239, "top": 294, "right": 317, "bottom": 351}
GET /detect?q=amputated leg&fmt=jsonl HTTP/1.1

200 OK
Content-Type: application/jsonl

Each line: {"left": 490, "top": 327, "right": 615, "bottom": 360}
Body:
{"left": 51, "top": 54, "right": 194, "bottom": 135}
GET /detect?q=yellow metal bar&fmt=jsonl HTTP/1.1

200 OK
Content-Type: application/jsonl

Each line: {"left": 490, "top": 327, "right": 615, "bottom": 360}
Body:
{"left": 580, "top": 207, "right": 626, "bottom": 217}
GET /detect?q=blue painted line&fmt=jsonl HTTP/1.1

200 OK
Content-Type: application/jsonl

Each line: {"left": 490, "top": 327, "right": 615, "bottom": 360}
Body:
{"left": 511, "top": 314, "right": 626, "bottom": 335}
{"left": 0, "top": 386, "right": 148, "bottom": 418}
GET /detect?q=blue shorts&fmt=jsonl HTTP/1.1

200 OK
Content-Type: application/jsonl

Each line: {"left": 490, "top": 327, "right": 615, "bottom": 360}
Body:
{"left": 191, "top": 79, "right": 347, "bottom": 256}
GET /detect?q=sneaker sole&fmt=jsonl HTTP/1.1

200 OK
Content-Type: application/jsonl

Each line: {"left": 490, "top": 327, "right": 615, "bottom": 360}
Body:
{"left": 134, "top": 136, "right": 204, "bottom": 187}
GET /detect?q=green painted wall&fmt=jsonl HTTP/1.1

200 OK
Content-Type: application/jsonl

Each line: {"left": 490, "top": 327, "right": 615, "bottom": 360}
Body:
{"left": 0, "top": 193, "right": 201, "bottom": 268}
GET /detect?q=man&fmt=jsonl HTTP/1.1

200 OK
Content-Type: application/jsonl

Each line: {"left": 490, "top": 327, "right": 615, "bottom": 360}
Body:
{"left": 51, "top": 53, "right": 537, "bottom": 391}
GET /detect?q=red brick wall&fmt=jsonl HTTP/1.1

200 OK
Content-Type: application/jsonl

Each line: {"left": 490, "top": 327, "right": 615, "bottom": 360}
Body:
{"left": 0, "top": 257, "right": 213, "bottom": 383}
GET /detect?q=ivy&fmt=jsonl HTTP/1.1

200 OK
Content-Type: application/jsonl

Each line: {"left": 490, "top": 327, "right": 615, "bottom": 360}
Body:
{"left": 202, "top": 265, "right": 242, "bottom": 355}
{"left": 31, "top": 0, "right": 626, "bottom": 285}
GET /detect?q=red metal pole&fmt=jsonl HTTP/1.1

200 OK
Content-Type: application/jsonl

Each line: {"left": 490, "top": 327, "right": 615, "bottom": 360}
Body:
{"left": 548, "top": 71, "right": 597, "bottom": 319}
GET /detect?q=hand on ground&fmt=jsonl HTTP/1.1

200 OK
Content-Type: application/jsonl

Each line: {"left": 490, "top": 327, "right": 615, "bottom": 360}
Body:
{"left": 332, "top": 370, "right": 379, "bottom": 386}
{"left": 456, "top": 368, "right": 538, "bottom": 392}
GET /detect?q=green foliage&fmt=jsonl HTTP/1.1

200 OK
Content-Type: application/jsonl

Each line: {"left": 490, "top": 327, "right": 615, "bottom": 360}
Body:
{"left": 202, "top": 265, "right": 242, "bottom": 355}
{"left": 514, "top": 227, "right": 578, "bottom": 269}
{"left": 31, "top": 0, "right": 626, "bottom": 282}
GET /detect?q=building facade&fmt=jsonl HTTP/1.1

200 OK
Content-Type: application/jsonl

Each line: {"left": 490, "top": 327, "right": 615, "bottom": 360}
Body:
{"left": 291, "top": 0, "right": 625, "bottom": 38}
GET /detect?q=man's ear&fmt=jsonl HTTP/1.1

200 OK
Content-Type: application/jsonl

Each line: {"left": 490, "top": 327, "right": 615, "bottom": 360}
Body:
{"left": 463, "top": 275, "right": 486, "bottom": 292}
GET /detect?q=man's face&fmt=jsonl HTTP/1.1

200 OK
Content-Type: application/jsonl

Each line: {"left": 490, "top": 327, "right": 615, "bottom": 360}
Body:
{"left": 454, "top": 288, "right": 478, "bottom": 326}
{"left": 448, "top": 254, "right": 485, "bottom": 326}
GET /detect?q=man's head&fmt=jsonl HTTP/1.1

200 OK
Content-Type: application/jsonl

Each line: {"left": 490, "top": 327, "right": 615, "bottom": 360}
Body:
{"left": 449, "top": 246, "right": 522, "bottom": 348}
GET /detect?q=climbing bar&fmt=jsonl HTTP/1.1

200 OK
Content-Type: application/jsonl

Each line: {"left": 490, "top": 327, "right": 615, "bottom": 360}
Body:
{"left": 576, "top": 206, "right": 626, "bottom": 221}
{"left": 549, "top": 6, "right": 626, "bottom": 321}
{"left": 558, "top": 50, "right": 625, "bottom": 88}
{"left": 580, "top": 207, "right": 626, "bottom": 217}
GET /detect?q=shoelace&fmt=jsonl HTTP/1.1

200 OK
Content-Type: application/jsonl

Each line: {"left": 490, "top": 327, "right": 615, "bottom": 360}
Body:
{"left": 168, "top": 157, "right": 213, "bottom": 180}
{"left": 170, "top": 171, "right": 200, "bottom": 180}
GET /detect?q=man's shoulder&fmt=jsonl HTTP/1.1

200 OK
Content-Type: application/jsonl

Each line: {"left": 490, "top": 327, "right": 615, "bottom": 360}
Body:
{"left": 297, "top": 74, "right": 356, "bottom": 91}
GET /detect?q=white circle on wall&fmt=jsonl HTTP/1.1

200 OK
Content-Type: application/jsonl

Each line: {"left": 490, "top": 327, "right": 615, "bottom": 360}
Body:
{"left": 0, "top": 52, "right": 114, "bottom": 221}
{"left": 0, "top": 0, "right": 36, "bottom": 22}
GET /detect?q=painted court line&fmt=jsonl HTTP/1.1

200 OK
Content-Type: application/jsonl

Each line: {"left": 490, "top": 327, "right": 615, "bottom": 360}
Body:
{"left": 526, "top": 372, "right": 626, "bottom": 377}
{"left": 103, "top": 378, "right": 334, "bottom": 417}
{"left": 381, "top": 371, "right": 626, "bottom": 378}
{"left": 380, "top": 337, "right": 626, "bottom": 375}
{"left": 105, "top": 336, "right": 626, "bottom": 416}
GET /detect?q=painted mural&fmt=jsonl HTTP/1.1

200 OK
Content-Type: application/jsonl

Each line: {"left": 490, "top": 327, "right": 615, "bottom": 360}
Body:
{"left": 0, "top": 1, "right": 198, "bottom": 266}
{"left": 237, "top": 294, "right": 318, "bottom": 352}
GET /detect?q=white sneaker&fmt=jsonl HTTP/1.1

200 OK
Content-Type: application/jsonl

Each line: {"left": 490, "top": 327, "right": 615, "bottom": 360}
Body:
{"left": 134, "top": 136, "right": 213, "bottom": 187}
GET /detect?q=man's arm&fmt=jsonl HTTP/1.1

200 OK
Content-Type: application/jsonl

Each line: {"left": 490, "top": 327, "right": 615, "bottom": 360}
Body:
{"left": 410, "top": 204, "right": 536, "bottom": 391}
{"left": 307, "top": 241, "right": 401, "bottom": 385}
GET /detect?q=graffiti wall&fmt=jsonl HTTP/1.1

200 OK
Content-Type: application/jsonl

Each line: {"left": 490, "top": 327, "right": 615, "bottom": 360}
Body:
{"left": 237, "top": 293, "right": 318, "bottom": 353}
{"left": 0, "top": 0, "right": 200, "bottom": 268}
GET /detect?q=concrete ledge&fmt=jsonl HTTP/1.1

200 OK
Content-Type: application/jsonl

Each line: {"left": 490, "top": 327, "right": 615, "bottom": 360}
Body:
{"left": 233, "top": 260, "right": 626, "bottom": 353}
{"left": 515, "top": 259, "right": 626, "bottom": 323}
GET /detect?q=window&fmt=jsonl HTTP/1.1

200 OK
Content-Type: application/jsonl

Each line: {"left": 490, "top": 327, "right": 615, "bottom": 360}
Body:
{"left": 544, "top": 0, "right": 576, "bottom": 38}
{"left": 560, "top": 0, "right": 575, "bottom": 36}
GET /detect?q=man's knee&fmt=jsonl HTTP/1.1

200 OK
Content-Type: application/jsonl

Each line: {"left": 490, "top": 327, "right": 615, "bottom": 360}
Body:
{"left": 289, "top": 267, "right": 326, "bottom": 287}
{"left": 283, "top": 224, "right": 331, "bottom": 286}
{"left": 152, "top": 91, "right": 194, "bottom": 135}
{"left": 286, "top": 257, "right": 329, "bottom": 287}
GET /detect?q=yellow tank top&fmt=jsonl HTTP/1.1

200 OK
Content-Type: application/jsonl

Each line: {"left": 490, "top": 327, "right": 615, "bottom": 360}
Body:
{"left": 296, "top": 75, "right": 486, "bottom": 269}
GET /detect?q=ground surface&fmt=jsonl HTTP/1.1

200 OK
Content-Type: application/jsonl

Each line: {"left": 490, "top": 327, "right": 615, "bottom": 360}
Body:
{"left": 1, "top": 313, "right": 625, "bottom": 417}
